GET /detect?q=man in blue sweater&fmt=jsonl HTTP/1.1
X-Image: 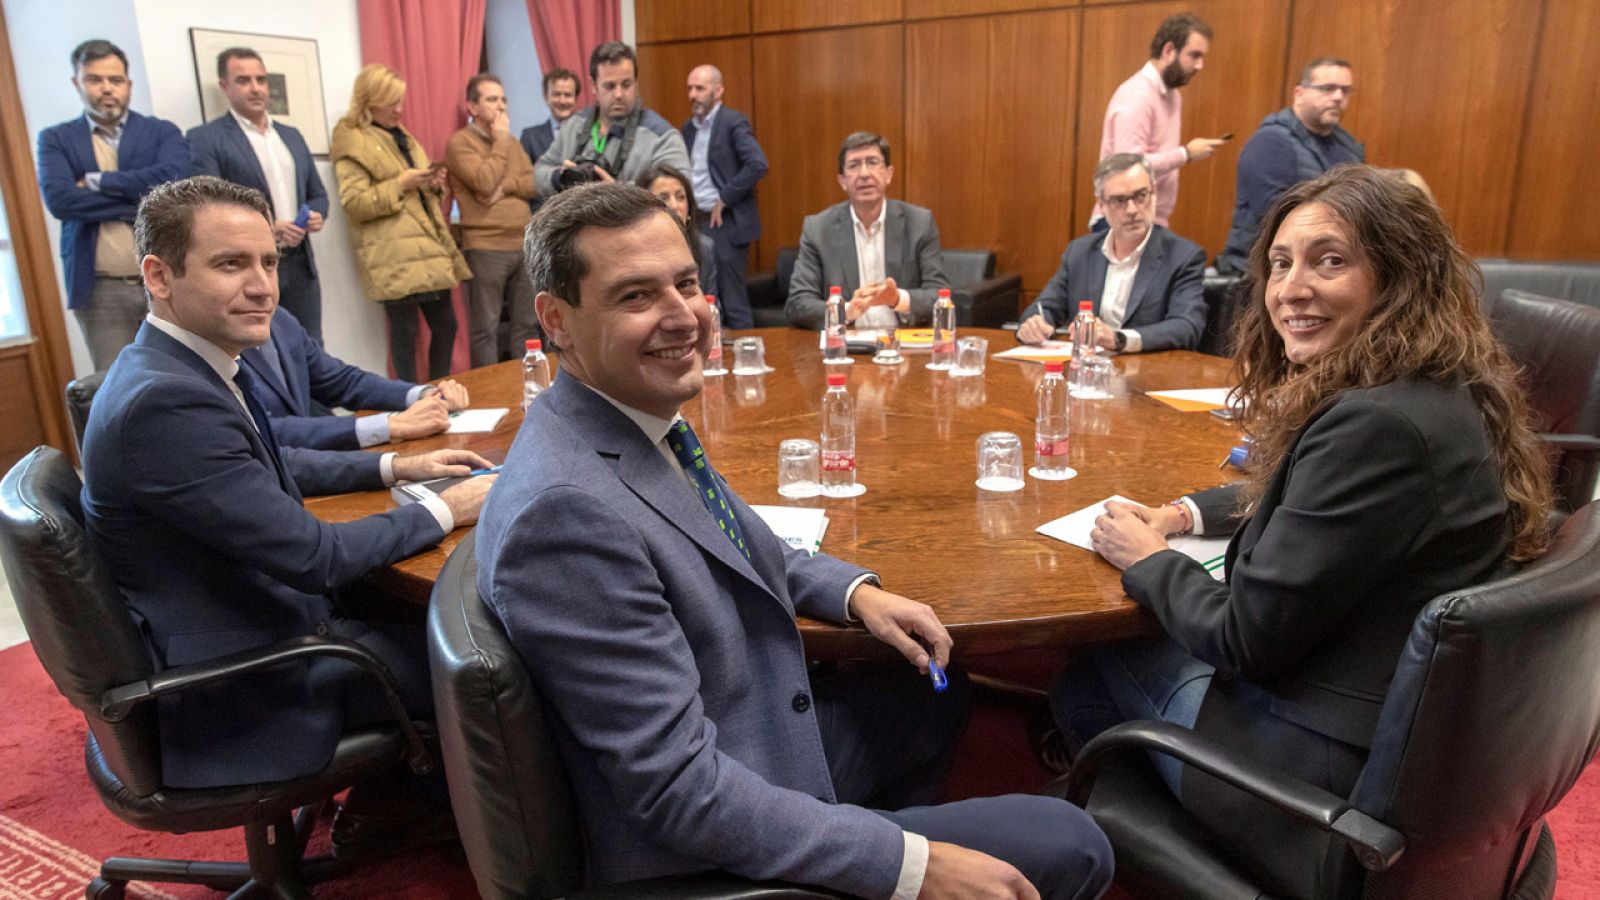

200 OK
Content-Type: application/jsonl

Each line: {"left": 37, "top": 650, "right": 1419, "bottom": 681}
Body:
{"left": 1218, "top": 58, "right": 1363, "bottom": 273}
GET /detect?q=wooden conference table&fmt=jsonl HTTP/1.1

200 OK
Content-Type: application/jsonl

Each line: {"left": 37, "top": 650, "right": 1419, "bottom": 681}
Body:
{"left": 306, "top": 328, "right": 1243, "bottom": 660}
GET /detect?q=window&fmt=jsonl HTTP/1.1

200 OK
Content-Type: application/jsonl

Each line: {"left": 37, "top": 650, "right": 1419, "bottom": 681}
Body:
{"left": 0, "top": 190, "right": 28, "bottom": 343}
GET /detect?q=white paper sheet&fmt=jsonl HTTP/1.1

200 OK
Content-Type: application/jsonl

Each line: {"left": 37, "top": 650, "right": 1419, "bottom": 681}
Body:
{"left": 749, "top": 505, "right": 830, "bottom": 555}
{"left": 1144, "top": 387, "right": 1236, "bottom": 408}
{"left": 994, "top": 340, "right": 1075, "bottom": 361}
{"left": 1037, "top": 495, "right": 1228, "bottom": 581}
{"left": 444, "top": 408, "right": 510, "bottom": 433}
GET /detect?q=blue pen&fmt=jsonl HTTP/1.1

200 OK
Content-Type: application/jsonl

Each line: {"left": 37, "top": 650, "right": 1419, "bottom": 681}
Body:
{"left": 469, "top": 465, "right": 503, "bottom": 476}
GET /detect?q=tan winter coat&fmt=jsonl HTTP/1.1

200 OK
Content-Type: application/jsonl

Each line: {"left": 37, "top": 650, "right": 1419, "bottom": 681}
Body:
{"left": 330, "top": 120, "right": 471, "bottom": 301}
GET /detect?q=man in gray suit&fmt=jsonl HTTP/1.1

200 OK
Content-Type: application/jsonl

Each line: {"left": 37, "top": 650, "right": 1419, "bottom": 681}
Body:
{"left": 1018, "top": 153, "right": 1207, "bottom": 352}
{"left": 785, "top": 132, "right": 949, "bottom": 331}
{"left": 475, "top": 183, "right": 1113, "bottom": 899}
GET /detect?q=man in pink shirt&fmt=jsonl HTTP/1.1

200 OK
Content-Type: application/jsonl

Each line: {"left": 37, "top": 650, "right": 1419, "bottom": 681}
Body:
{"left": 1092, "top": 12, "right": 1229, "bottom": 228}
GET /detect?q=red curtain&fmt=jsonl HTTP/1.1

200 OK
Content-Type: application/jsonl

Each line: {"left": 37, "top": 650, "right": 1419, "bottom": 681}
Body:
{"left": 523, "top": 0, "right": 621, "bottom": 108}
{"left": 357, "top": 0, "right": 487, "bottom": 377}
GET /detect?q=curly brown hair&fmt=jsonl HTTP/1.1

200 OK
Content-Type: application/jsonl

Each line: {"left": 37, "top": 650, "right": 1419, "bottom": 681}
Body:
{"left": 1230, "top": 165, "right": 1551, "bottom": 560}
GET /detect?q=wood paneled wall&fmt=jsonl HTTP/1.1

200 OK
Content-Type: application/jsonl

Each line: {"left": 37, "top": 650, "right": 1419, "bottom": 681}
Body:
{"left": 637, "top": 0, "right": 1599, "bottom": 303}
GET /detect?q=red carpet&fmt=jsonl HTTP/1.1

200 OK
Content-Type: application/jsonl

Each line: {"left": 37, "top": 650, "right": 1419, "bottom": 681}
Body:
{"left": 0, "top": 641, "right": 1593, "bottom": 898}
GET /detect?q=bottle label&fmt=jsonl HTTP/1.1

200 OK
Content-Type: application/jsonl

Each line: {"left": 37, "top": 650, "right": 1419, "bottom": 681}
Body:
{"left": 826, "top": 334, "right": 845, "bottom": 349}
{"left": 932, "top": 340, "right": 955, "bottom": 354}
{"left": 708, "top": 346, "right": 723, "bottom": 360}
{"left": 1035, "top": 437, "right": 1070, "bottom": 457}
{"left": 821, "top": 450, "right": 856, "bottom": 472}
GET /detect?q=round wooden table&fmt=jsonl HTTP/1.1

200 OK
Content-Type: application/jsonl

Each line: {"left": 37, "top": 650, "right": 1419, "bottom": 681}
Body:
{"left": 306, "top": 328, "right": 1243, "bottom": 660}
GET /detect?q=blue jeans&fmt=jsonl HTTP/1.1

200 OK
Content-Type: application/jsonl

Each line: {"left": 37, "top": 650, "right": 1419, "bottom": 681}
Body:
{"left": 1050, "top": 636, "right": 1214, "bottom": 796}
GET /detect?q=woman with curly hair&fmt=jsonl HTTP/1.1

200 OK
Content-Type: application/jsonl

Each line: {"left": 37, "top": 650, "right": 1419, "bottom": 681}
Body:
{"left": 1049, "top": 164, "right": 1552, "bottom": 894}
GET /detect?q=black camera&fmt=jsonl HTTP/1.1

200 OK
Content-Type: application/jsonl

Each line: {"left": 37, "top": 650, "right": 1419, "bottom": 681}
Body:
{"left": 556, "top": 160, "right": 612, "bottom": 190}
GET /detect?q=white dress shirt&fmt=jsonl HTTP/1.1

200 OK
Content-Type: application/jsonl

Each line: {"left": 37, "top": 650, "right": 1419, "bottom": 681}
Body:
{"left": 1098, "top": 225, "right": 1154, "bottom": 353}
{"left": 144, "top": 313, "right": 453, "bottom": 533}
{"left": 230, "top": 109, "right": 299, "bottom": 223}
{"left": 848, "top": 203, "right": 911, "bottom": 328}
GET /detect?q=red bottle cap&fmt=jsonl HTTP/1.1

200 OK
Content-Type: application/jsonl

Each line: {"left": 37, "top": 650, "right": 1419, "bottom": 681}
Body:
{"left": 1045, "top": 361, "right": 1064, "bottom": 373}
{"left": 705, "top": 295, "right": 717, "bottom": 304}
{"left": 525, "top": 339, "right": 542, "bottom": 351}
{"left": 1078, "top": 300, "right": 1093, "bottom": 311}
{"left": 827, "top": 373, "right": 847, "bottom": 387}
{"left": 938, "top": 288, "right": 952, "bottom": 298}
{"left": 829, "top": 286, "right": 843, "bottom": 295}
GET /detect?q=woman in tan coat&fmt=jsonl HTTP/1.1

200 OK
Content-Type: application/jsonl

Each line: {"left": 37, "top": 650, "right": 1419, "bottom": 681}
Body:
{"left": 331, "top": 63, "right": 471, "bottom": 381}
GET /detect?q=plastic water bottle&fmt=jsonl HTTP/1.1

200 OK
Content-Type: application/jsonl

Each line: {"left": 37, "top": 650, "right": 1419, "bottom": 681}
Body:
{"left": 929, "top": 288, "right": 957, "bottom": 370}
{"left": 703, "top": 295, "right": 726, "bottom": 376}
{"left": 1070, "top": 300, "right": 1097, "bottom": 387}
{"left": 1033, "top": 361, "right": 1074, "bottom": 480}
{"left": 522, "top": 339, "right": 551, "bottom": 409}
{"left": 820, "top": 372, "right": 857, "bottom": 496}
{"left": 823, "top": 286, "right": 851, "bottom": 365}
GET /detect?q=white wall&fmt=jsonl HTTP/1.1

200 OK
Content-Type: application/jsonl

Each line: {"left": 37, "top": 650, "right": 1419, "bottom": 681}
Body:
{"left": 4, "top": 0, "right": 389, "bottom": 375}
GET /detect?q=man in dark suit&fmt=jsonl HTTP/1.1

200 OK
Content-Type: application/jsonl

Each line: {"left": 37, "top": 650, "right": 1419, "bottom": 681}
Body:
{"left": 37, "top": 39, "right": 190, "bottom": 370}
{"left": 241, "top": 306, "right": 470, "bottom": 451}
{"left": 1017, "top": 153, "right": 1206, "bottom": 353}
{"left": 786, "top": 131, "right": 949, "bottom": 331}
{"left": 188, "top": 47, "right": 331, "bottom": 342}
{"left": 683, "top": 64, "right": 767, "bottom": 329}
{"left": 81, "top": 176, "right": 495, "bottom": 796}
{"left": 518, "top": 67, "right": 579, "bottom": 214}
{"left": 476, "top": 182, "right": 1112, "bottom": 899}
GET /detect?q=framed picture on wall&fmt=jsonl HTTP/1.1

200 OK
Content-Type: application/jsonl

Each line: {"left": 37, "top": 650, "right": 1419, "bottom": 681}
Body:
{"left": 189, "top": 28, "right": 330, "bottom": 155}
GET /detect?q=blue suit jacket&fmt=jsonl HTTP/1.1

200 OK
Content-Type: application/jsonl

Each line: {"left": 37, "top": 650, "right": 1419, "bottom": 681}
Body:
{"left": 241, "top": 307, "right": 415, "bottom": 450}
{"left": 37, "top": 111, "right": 191, "bottom": 309}
{"left": 475, "top": 374, "right": 906, "bottom": 897}
{"left": 1020, "top": 225, "right": 1208, "bottom": 352}
{"left": 188, "top": 114, "right": 330, "bottom": 275}
{"left": 519, "top": 120, "right": 558, "bottom": 213}
{"left": 81, "top": 323, "right": 444, "bottom": 789}
{"left": 681, "top": 106, "right": 767, "bottom": 246}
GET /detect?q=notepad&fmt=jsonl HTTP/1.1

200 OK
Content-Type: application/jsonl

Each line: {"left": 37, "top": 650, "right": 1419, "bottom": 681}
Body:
{"left": 1145, "top": 388, "right": 1235, "bottom": 413}
{"left": 1036, "top": 496, "right": 1228, "bottom": 581}
{"left": 445, "top": 408, "right": 510, "bottom": 433}
{"left": 750, "top": 505, "right": 830, "bottom": 555}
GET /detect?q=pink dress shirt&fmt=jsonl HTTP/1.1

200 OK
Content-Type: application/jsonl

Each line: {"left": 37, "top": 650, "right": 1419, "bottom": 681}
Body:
{"left": 1092, "top": 61, "right": 1186, "bottom": 226}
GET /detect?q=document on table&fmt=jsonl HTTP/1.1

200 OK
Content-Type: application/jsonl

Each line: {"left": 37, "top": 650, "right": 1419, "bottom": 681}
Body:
{"left": 749, "top": 505, "right": 830, "bottom": 555}
{"left": 1145, "top": 388, "right": 1236, "bottom": 413}
{"left": 1036, "top": 495, "right": 1228, "bottom": 581}
{"left": 445, "top": 408, "right": 510, "bottom": 433}
{"left": 994, "top": 340, "right": 1074, "bottom": 363}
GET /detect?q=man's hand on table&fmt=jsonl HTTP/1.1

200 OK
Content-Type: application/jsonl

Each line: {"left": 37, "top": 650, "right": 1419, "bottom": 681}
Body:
{"left": 388, "top": 393, "right": 451, "bottom": 440}
{"left": 437, "top": 474, "right": 496, "bottom": 528}
{"left": 848, "top": 582, "right": 951, "bottom": 674}
{"left": 1016, "top": 314, "right": 1055, "bottom": 345}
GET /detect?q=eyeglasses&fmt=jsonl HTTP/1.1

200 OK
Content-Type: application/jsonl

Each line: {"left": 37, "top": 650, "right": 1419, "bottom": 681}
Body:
{"left": 1305, "top": 83, "right": 1355, "bottom": 96}
{"left": 844, "top": 157, "right": 887, "bottom": 174}
{"left": 1102, "top": 188, "right": 1152, "bottom": 209}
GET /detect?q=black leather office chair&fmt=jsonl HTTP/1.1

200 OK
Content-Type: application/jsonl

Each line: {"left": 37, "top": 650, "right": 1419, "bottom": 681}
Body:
{"left": 64, "top": 369, "right": 106, "bottom": 458}
{"left": 0, "top": 446, "right": 435, "bottom": 900}
{"left": 747, "top": 246, "right": 1022, "bottom": 329}
{"left": 1198, "top": 273, "right": 1246, "bottom": 357}
{"left": 1055, "top": 500, "right": 1600, "bottom": 900}
{"left": 428, "top": 531, "right": 845, "bottom": 900}
{"left": 1488, "top": 289, "right": 1600, "bottom": 512}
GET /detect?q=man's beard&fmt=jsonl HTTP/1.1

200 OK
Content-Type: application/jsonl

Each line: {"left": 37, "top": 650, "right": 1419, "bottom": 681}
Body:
{"left": 1161, "top": 59, "right": 1193, "bottom": 89}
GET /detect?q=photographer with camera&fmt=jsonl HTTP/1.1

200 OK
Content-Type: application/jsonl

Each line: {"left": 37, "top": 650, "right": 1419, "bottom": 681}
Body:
{"left": 535, "top": 41, "right": 689, "bottom": 197}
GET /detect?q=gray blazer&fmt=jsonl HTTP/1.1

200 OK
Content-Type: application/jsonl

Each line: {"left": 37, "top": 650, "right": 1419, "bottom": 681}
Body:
{"left": 1019, "top": 225, "right": 1207, "bottom": 352}
{"left": 785, "top": 199, "right": 949, "bottom": 330}
{"left": 474, "top": 373, "right": 907, "bottom": 897}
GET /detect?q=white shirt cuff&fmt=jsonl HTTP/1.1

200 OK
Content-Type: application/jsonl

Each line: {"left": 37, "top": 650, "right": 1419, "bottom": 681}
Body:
{"left": 85, "top": 172, "right": 103, "bottom": 191}
{"left": 895, "top": 288, "right": 911, "bottom": 315}
{"left": 418, "top": 494, "right": 455, "bottom": 534}
{"left": 355, "top": 414, "right": 391, "bottom": 448}
{"left": 1120, "top": 329, "right": 1142, "bottom": 354}
{"left": 1179, "top": 496, "right": 1205, "bottom": 536}
{"left": 405, "top": 384, "right": 432, "bottom": 404}
{"left": 843, "top": 573, "right": 880, "bottom": 622}
{"left": 891, "top": 831, "right": 929, "bottom": 900}
{"left": 379, "top": 452, "right": 397, "bottom": 486}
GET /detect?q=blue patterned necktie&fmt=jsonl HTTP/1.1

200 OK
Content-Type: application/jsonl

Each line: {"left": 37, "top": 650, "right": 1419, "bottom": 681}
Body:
{"left": 667, "top": 420, "right": 750, "bottom": 560}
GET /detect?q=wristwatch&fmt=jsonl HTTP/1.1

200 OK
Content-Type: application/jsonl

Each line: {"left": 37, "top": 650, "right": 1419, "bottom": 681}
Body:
{"left": 1113, "top": 331, "right": 1128, "bottom": 352}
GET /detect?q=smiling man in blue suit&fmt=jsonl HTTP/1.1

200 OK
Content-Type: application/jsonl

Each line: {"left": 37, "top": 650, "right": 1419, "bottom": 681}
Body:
{"left": 37, "top": 39, "right": 190, "bottom": 369}
{"left": 188, "top": 46, "right": 331, "bottom": 342}
{"left": 476, "top": 183, "right": 1112, "bottom": 899}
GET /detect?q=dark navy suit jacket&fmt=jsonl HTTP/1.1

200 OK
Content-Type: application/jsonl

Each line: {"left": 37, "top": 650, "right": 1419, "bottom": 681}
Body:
{"left": 681, "top": 106, "right": 767, "bottom": 246}
{"left": 188, "top": 114, "right": 330, "bottom": 276}
{"left": 37, "top": 111, "right": 191, "bottom": 309}
{"left": 81, "top": 323, "right": 443, "bottom": 788}
{"left": 241, "top": 307, "right": 415, "bottom": 451}
{"left": 519, "top": 120, "right": 558, "bottom": 213}
{"left": 1019, "top": 225, "right": 1208, "bottom": 352}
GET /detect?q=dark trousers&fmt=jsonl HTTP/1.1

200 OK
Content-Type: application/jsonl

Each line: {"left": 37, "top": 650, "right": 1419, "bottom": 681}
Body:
{"left": 384, "top": 290, "right": 456, "bottom": 382}
{"left": 276, "top": 245, "right": 323, "bottom": 344}
{"left": 464, "top": 248, "right": 539, "bottom": 367}
{"left": 705, "top": 226, "right": 754, "bottom": 329}
{"left": 816, "top": 664, "right": 1113, "bottom": 900}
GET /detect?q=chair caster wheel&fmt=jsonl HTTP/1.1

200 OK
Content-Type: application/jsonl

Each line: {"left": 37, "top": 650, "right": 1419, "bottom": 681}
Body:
{"left": 86, "top": 878, "right": 126, "bottom": 900}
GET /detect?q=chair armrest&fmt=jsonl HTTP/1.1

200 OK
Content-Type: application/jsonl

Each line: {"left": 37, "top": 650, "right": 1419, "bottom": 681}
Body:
{"left": 1543, "top": 433, "right": 1600, "bottom": 457}
{"left": 1063, "top": 720, "right": 1405, "bottom": 873}
{"left": 746, "top": 271, "right": 783, "bottom": 310}
{"left": 952, "top": 273, "right": 1023, "bottom": 328}
{"left": 570, "top": 871, "right": 848, "bottom": 898}
{"left": 99, "top": 634, "right": 433, "bottom": 775}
